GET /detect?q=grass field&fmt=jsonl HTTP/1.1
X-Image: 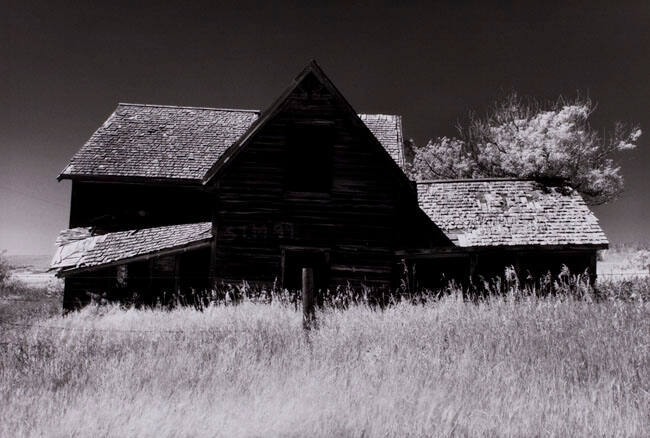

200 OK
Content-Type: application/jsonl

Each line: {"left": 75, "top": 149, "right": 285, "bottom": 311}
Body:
{"left": 1, "top": 282, "right": 649, "bottom": 437}
{"left": 598, "top": 244, "right": 650, "bottom": 280}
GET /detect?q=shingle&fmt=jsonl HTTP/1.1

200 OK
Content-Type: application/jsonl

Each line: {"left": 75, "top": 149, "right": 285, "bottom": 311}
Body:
{"left": 52, "top": 222, "right": 212, "bottom": 272}
{"left": 417, "top": 179, "right": 608, "bottom": 247}
{"left": 358, "top": 114, "right": 404, "bottom": 168}
{"left": 60, "top": 103, "right": 404, "bottom": 180}
{"left": 60, "top": 104, "right": 260, "bottom": 181}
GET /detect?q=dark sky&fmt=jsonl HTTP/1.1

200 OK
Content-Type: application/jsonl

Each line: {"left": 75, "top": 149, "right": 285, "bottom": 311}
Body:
{"left": 2, "top": 0, "right": 649, "bottom": 255}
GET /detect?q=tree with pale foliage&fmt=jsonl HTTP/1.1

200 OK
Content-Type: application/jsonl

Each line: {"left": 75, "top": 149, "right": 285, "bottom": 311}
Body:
{"left": 408, "top": 93, "right": 642, "bottom": 205}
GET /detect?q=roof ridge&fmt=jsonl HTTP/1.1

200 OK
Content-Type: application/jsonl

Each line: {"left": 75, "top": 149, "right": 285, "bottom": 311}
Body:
{"left": 417, "top": 177, "right": 537, "bottom": 184}
{"left": 118, "top": 102, "right": 260, "bottom": 113}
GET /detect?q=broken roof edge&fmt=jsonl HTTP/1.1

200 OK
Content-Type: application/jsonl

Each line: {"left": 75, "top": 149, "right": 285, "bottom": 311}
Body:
{"left": 54, "top": 222, "right": 213, "bottom": 276}
{"left": 56, "top": 238, "right": 212, "bottom": 277}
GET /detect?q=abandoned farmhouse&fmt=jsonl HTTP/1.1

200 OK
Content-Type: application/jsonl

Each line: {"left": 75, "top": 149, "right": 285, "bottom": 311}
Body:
{"left": 51, "top": 61, "right": 608, "bottom": 309}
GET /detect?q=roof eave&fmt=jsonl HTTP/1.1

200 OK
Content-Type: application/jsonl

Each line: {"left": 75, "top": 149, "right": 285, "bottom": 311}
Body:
{"left": 57, "top": 173, "right": 204, "bottom": 186}
{"left": 456, "top": 242, "right": 609, "bottom": 251}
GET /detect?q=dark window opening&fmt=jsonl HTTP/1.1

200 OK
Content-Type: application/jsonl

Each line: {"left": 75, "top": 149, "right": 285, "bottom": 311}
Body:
{"left": 286, "top": 124, "right": 333, "bottom": 193}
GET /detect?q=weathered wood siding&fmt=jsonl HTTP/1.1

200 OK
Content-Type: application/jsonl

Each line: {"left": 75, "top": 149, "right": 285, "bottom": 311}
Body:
{"left": 213, "top": 74, "right": 447, "bottom": 289}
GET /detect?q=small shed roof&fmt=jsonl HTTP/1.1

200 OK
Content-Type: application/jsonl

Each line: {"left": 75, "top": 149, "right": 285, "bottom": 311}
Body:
{"left": 51, "top": 222, "right": 212, "bottom": 274}
{"left": 59, "top": 103, "right": 405, "bottom": 182}
{"left": 417, "top": 179, "right": 608, "bottom": 248}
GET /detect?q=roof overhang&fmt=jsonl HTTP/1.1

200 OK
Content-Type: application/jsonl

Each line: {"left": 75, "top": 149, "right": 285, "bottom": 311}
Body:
{"left": 56, "top": 239, "right": 211, "bottom": 277}
{"left": 51, "top": 222, "right": 213, "bottom": 277}
{"left": 57, "top": 173, "right": 204, "bottom": 186}
{"left": 396, "top": 243, "right": 607, "bottom": 259}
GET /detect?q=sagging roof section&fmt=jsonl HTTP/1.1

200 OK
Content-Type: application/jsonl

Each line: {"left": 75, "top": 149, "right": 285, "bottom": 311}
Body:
{"left": 417, "top": 179, "right": 609, "bottom": 248}
{"left": 51, "top": 222, "right": 212, "bottom": 275}
{"left": 59, "top": 105, "right": 406, "bottom": 182}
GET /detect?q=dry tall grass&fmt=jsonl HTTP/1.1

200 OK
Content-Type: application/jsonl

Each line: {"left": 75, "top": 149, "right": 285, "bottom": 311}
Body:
{"left": 1, "top": 294, "right": 648, "bottom": 437}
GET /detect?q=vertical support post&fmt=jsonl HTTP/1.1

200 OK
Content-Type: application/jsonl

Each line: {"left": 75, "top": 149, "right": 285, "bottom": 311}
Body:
{"left": 468, "top": 253, "right": 478, "bottom": 285}
{"left": 147, "top": 258, "right": 154, "bottom": 306}
{"left": 174, "top": 254, "right": 181, "bottom": 295}
{"left": 589, "top": 251, "right": 598, "bottom": 286}
{"left": 514, "top": 254, "right": 522, "bottom": 281}
{"left": 209, "top": 187, "right": 219, "bottom": 290}
{"left": 280, "top": 249, "right": 287, "bottom": 290}
{"left": 302, "top": 267, "right": 315, "bottom": 330}
{"left": 209, "top": 236, "right": 218, "bottom": 289}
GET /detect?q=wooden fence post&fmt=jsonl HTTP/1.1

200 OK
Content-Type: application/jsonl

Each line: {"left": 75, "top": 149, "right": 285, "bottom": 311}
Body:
{"left": 302, "top": 267, "right": 315, "bottom": 330}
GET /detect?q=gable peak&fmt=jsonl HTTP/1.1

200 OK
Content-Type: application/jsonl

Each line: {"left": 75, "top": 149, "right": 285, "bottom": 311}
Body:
{"left": 293, "top": 59, "right": 330, "bottom": 85}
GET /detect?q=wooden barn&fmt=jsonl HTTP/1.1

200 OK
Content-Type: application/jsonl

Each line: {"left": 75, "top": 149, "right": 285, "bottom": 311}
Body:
{"left": 51, "top": 61, "right": 608, "bottom": 309}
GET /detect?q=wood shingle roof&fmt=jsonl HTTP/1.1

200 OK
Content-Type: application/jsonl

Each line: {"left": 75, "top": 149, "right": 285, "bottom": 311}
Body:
{"left": 358, "top": 114, "right": 404, "bottom": 168}
{"left": 59, "top": 103, "right": 406, "bottom": 182}
{"left": 52, "top": 222, "right": 212, "bottom": 274}
{"left": 417, "top": 179, "right": 608, "bottom": 248}
{"left": 59, "top": 104, "right": 259, "bottom": 182}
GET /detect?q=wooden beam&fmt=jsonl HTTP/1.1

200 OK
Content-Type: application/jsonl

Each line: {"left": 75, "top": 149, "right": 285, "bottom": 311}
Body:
{"left": 174, "top": 254, "right": 181, "bottom": 294}
{"left": 469, "top": 254, "right": 478, "bottom": 283}
{"left": 209, "top": 192, "right": 220, "bottom": 289}
{"left": 589, "top": 251, "right": 598, "bottom": 285}
{"left": 302, "top": 267, "right": 315, "bottom": 330}
{"left": 280, "top": 248, "right": 287, "bottom": 289}
{"left": 147, "top": 258, "right": 154, "bottom": 303}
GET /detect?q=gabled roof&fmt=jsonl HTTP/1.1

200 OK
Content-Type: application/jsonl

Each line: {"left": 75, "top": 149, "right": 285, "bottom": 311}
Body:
{"left": 59, "top": 64, "right": 406, "bottom": 183}
{"left": 417, "top": 179, "right": 608, "bottom": 248}
{"left": 59, "top": 104, "right": 259, "bottom": 182}
{"left": 51, "top": 222, "right": 212, "bottom": 275}
{"left": 202, "top": 60, "right": 414, "bottom": 195}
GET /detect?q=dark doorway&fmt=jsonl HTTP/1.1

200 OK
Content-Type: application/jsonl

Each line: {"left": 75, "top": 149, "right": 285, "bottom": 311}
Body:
{"left": 410, "top": 257, "right": 469, "bottom": 290}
